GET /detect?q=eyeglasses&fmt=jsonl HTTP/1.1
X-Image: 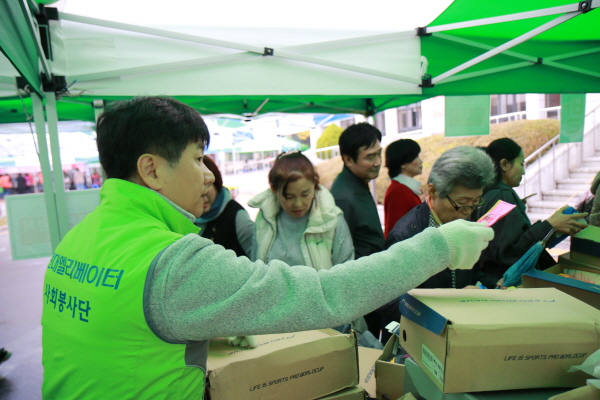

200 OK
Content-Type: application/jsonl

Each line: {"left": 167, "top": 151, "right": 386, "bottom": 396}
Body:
{"left": 446, "top": 195, "right": 485, "bottom": 212}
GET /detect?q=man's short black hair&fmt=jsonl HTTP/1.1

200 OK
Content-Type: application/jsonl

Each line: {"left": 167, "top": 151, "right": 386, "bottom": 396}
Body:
{"left": 338, "top": 122, "right": 382, "bottom": 163}
{"left": 96, "top": 97, "right": 210, "bottom": 180}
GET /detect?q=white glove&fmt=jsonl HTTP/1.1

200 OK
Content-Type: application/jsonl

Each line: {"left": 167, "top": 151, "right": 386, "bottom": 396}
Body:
{"left": 226, "top": 336, "right": 258, "bottom": 348}
{"left": 438, "top": 220, "right": 494, "bottom": 270}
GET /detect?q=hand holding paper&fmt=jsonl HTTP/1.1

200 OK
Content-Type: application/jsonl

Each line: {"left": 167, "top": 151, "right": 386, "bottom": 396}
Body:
{"left": 477, "top": 200, "right": 516, "bottom": 227}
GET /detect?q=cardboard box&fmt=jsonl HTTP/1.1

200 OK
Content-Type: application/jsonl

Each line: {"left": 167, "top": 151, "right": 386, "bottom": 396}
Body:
{"left": 558, "top": 252, "right": 600, "bottom": 272}
{"left": 357, "top": 346, "right": 382, "bottom": 399}
{"left": 318, "top": 386, "right": 366, "bottom": 400}
{"left": 375, "top": 334, "right": 405, "bottom": 400}
{"left": 402, "top": 357, "right": 571, "bottom": 400}
{"left": 398, "top": 394, "right": 418, "bottom": 400}
{"left": 522, "top": 264, "right": 600, "bottom": 310}
{"left": 549, "top": 385, "right": 600, "bottom": 400}
{"left": 571, "top": 226, "right": 600, "bottom": 263}
{"left": 206, "top": 329, "right": 358, "bottom": 400}
{"left": 398, "top": 288, "right": 600, "bottom": 393}
{"left": 570, "top": 251, "right": 600, "bottom": 268}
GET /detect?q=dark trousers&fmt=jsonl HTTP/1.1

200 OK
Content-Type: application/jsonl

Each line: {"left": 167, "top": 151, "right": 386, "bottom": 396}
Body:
{"left": 364, "top": 298, "right": 401, "bottom": 345}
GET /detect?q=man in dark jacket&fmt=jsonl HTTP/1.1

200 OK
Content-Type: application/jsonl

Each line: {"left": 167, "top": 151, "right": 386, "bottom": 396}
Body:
{"left": 330, "top": 122, "right": 386, "bottom": 339}
{"left": 330, "top": 122, "right": 384, "bottom": 259}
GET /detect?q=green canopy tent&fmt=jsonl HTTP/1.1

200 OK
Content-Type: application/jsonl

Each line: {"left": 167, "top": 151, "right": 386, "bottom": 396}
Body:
{"left": 0, "top": 0, "right": 599, "bottom": 257}
{"left": 1, "top": 0, "right": 599, "bottom": 123}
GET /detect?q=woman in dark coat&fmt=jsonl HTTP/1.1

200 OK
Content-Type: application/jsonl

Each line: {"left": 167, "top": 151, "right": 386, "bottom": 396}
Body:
{"left": 472, "top": 138, "right": 588, "bottom": 286}
{"left": 194, "top": 157, "right": 254, "bottom": 257}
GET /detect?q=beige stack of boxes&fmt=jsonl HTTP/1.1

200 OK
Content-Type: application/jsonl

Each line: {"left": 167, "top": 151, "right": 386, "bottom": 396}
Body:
{"left": 523, "top": 225, "right": 600, "bottom": 310}
{"left": 205, "top": 328, "right": 367, "bottom": 400}
{"left": 375, "top": 287, "right": 600, "bottom": 400}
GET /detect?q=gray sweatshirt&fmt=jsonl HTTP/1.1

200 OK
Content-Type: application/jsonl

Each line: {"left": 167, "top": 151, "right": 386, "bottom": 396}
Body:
{"left": 144, "top": 196, "right": 451, "bottom": 342}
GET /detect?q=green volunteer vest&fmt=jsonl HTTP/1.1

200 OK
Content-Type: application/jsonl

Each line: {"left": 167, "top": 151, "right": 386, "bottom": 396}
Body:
{"left": 42, "top": 179, "right": 205, "bottom": 400}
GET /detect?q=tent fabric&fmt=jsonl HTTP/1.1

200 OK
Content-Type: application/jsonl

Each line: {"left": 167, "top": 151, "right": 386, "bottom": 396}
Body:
{"left": 421, "top": 0, "right": 600, "bottom": 96}
{"left": 0, "top": 0, "right": 599, "bottom": 123}
{"left": 47, "top": 16, "right": 425, "bottom": 117}
{"left": 0, "top": 0, "right": 44, "bottom": 97}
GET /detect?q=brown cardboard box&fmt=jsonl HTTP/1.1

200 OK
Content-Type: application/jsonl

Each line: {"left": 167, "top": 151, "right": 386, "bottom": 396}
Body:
{"left": 570, "top": 226, "right": 600, "bottom": 266}
{"left": 397, "top": 394, "right": 418, "bottom": 400}
{"left": 206, "top": 329, "right": 358, "bottom": 400}
{"left": 357, "top": 346, "right": 382, "bottom": 399}
{"left": 403, "top": 356, "right": 571, "bottom": 400}
{"left": 398, "top": 288, "right": 600, "bottom": 393}
{"left": 570, "top": 251, "right": 600, "bottom": 267}
{"left": 522, "top": 263, "right": 600, "bottom": 310}
{"left": 559, "top": 252, "right": 600, "bottom": 272}
{"left": 318, "top": 386, "right": 366, "bottom": 399}
{"left": 375, "top": 334, "right": 405, "bottom": 400}
{"left": 549, "top": 385, "right": 600, "bottom": 400}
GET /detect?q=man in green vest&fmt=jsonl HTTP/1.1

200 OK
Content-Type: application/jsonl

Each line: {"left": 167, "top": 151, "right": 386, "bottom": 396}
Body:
{"left": 41, "top": 96, "right": 494, "bottom": 400}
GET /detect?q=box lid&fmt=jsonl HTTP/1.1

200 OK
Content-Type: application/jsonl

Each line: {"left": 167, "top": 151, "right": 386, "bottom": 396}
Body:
{"left": 399, "top": 288, "right": 600, "bottom": 335}
{"left": 571, "top": 226, "right": 600, "bottom": 257}
{"left": 559, "top": 252, "right": 600, "bottom": 271}
{"left": 524, "top": 269, "right": 600, "bottom": 294}
{"left": 208, "top": 329, "right": 340, "bottom": 368}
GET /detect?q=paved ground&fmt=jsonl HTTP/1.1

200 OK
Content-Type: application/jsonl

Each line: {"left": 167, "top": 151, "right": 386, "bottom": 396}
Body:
{"left": 0, "top": 198, "right": 46, "bottom": 400}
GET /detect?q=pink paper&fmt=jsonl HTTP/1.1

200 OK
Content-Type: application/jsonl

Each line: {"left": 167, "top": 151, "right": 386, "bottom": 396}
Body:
{"left": 477, "top": 200, "right": 516, "bottom": 227}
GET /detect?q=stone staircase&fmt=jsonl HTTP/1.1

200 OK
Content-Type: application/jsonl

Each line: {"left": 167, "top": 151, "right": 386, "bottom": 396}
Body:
{"left": 526, "top": 152, "right": 600, "bottom": 251}
{"left": 527, "top": 153, "right": 599, "bottom": 222}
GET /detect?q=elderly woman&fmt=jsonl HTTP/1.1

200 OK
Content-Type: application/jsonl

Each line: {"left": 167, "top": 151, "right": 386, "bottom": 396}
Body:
{"left": 383, "top": 139, "right": 423, "bottom": 238}
{"left": 385, "top": 146, "right": 496, "bottom": 288}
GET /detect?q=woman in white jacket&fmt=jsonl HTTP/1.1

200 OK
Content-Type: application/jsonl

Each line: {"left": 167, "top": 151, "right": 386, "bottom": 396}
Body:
{"left": 250, "top": 152, "right": 354, "bottom": 270}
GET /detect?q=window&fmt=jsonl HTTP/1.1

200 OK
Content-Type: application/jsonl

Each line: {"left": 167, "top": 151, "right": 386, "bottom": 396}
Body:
{"left": 516, "top": 94, "right": 526, "bottom": 112}
{"left": 396, "top": 103, "right": 422, "bottom": 133}
{"left": 339, "top": 118, "right": 355, "bottom": 130}
{"left": 545, "top": 94, "right": 561, "bottom": 108}
{"left": 374, "top": 112, "right": 386, "bottom": 135}
{"left": 490, "top": 94, "right": 527, "bottom": 118}
{"left": 545, "top": 94, "right": 561, "bottom": 119}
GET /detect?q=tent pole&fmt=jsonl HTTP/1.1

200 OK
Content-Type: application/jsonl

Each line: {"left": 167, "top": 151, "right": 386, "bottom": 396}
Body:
{"left": 31, "top": 93, "right": 61, "bottom": 250}
{"left": 17, "top": 0, "right": 51, "bottom": 78}
{"left": 45, "top": 91, "right": 70, "bottom": 239}
{"left": 546, "top": 46, "right": 600, "bottom": 62}
{"left": 72, "top": 53, "right": 256, "bottom": 83}
{"left": 59, "top": 12, "right": 264, "bottom": 54}
{"left": 543, "top": 61, "right": 600, "bottom": 79}
{"left": 433, "top": 33, "right": 538, "bottom": 63}
{"left": 60, "top": 12, "right": 419, "bottom": 85}
{"left": 71, "top": 49, "right": 419, "bottom": 86}
{"left": 426, "top": 1, "right": 597, "bottom": 33}
{"left": 438, "top": 62, "right": 532, "bottom": 84}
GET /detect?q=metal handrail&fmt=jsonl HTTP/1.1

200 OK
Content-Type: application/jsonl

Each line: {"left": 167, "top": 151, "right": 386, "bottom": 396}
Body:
{"left": 523, "top": 104, "right": 600, "bottom": 165}
{"left": 489, "top": 106, "right": 561, "bottom": 124}
{"left": 521, "top": 104, "right": 600, "bottom": 205}
{"left": 524, "top": 135, "right": 560, "bottom": 166}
